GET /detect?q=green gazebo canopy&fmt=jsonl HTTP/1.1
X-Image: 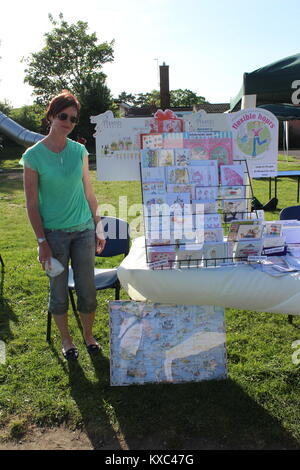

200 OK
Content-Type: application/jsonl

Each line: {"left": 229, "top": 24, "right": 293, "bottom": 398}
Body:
{"left": 230, "top": 53, "right": 300, "bottom": 114}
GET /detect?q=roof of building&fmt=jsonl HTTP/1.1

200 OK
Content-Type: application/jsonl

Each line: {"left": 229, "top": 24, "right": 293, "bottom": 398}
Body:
{"left": 124, "top": 103, "right": 230, "bottom": 117}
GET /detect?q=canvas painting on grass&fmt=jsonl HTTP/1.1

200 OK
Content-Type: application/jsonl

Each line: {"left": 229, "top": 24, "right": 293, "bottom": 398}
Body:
{"left": 109, "top": 301, "right": 227, "bottom": 386}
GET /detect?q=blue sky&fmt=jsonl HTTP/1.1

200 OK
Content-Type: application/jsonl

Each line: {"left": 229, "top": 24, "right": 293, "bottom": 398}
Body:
{"left": 1, "top": 0, "right": 300, "bottom": 107}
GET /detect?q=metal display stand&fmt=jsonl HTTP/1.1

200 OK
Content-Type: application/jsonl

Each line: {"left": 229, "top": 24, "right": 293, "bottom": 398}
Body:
{"left": 140, "top": 159, "right": 263, "bottom": 269}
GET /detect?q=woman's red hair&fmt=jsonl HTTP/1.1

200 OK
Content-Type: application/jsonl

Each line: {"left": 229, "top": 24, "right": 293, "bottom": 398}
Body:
{"left": 46, "top": 90, "right": 81, "bottom": 122}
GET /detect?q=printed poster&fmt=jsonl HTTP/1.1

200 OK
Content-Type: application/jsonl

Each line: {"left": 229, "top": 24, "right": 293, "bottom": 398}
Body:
{"left": 109, "top": 301, "right": 227, "bottom": 386}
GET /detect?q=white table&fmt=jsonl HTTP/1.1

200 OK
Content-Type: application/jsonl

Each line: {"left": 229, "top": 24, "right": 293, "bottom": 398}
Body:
{"left": 117, "top": 237, "right": 300, "bottom": 316}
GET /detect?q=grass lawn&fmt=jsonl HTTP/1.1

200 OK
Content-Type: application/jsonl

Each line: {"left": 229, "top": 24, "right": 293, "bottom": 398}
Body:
{"left": 0, "top": 146, "right": 300, "bottom": 449}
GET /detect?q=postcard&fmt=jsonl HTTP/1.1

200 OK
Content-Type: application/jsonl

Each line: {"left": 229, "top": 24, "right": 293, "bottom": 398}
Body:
{"left": 220, "top": 165, "right": 245, "bottom": 186}
{"left": 158, "top": 149, "right": 175, "bottom": 166}
{"left": 141, "top": 167, "right": 166, "bottom": 182}
{"left": 167, "top": 184, "right": 195, "bottom": 199}
{"left": 234, "top": 239, "right": 263, "bottom": 259}
{"left": 142, "top": 181, "right": 166, "bottom": 194}
{"left": 219, "top": 186, "right": 245, "bottom": 199}
{"left": 195, "top": 186, "right": 218, "bottom": 201}
{"left": 237, "top": 224, "right": 263, "bottom": 240}
{"left": 165, "top": 166, "right": 190, "bottom": 184}
{"left": 141, "top": 133, "right": 163, "bottom": 149}
{"left": 174, "top": 148, "right": 192, "bottom": 166}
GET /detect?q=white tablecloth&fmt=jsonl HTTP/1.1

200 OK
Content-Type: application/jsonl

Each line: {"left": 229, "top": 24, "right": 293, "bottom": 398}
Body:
{"left": 117, "top": 237, "right": 300, "bottom": 316}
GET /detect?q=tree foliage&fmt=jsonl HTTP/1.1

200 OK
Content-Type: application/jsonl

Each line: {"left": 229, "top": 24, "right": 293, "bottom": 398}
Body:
{"left": 117, "top": 89, "right": 207, "bottom": 108}
{"left": 23, "top": 13, "right": 115, "bottom": 105}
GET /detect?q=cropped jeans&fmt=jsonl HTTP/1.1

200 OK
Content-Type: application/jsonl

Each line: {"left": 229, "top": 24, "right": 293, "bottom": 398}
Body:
{"left": 44, "top": 228, "right": 97, "bottom": 316}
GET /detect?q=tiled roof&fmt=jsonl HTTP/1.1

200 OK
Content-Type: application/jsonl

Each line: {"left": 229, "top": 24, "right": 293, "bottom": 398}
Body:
{"left": 125, "top": 103, "right": 230, "bottom": 117}
{"left": 194, "top": 103, "right": 230, "bottom": 113}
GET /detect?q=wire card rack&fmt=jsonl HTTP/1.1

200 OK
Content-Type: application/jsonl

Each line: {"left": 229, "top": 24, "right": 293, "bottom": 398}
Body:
{"left": 139, "top": 132, "right": 274, "bottom": 270}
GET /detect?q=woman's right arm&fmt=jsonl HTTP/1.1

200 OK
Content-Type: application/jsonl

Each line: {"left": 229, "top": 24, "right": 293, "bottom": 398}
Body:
{"left": 24, "top": 166, "right": 52, "bottom": 268}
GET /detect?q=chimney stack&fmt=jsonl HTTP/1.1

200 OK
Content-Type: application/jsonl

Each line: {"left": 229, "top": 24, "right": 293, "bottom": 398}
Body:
{"left": 159, "top": 62, "right": 170, "bottom": 110}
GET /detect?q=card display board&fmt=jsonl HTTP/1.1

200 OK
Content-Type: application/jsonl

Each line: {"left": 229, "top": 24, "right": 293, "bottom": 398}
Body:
{"left": 109, "top": 301, "right": 227, "bottom": 386}
{"left": 91, "top": 108, "right": 278, "bottom": 180}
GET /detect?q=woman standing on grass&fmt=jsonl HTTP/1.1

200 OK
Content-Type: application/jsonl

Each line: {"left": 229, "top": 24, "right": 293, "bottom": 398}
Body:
{"left": 20, "top": 90, "right": 105, "bottom": 360}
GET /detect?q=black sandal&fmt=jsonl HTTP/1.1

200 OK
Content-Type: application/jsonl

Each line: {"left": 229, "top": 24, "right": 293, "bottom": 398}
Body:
{"left": 86, "top": 342, "right": 101, "bottom": 356}
{"left": 62, "top": 347, "right": 79, "bottom": 360}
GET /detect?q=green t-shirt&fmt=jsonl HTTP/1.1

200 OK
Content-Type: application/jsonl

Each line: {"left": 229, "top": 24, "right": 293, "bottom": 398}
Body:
{"left": 20, "top": 138, "right": 93, "bottom": 230}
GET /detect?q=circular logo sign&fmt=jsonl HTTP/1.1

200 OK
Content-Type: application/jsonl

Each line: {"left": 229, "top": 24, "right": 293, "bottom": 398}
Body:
{"left": 236, "top": 121, "right": 270, "bottom": 157}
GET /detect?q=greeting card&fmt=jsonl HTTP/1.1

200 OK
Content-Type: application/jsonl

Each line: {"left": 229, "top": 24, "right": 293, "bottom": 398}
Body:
{"left": 143, "top": 194, "right": 168, "bottom": 216}
{"left": 141, "top": 133, "right": 163, "bottom": 149}
{"left": 237, "top": 224, "right": 263, "bottom": 240}
{"left": 202, "top": 242, "right": 228, "bottom": 265}
{"left": 192, "top": 200, "right": 218, "bottom": 215}
{"left": 142, "top": 167, "right": 166, "bottom": 182}
{"left": 158, "top": 149, "right": 175, "bottom": 166}
{"left": 263, "top": 221, "right": 283, "bottom": 237}
{"left": 141, "top": 149, "right": 159, "bottom": 167}
{"left": 142, "top": 181, "right": 166, "bottom": 194}
{"left": 234, "top": 240, "right": 263, "bottom": 258}
{"left": 203, "top": 228, "right": 224, "bottom": 243}
{"left": 199, "top": 214, "right": 222, "bottom": 229}
{"left": 227, "top": 220, "right": 261, "bottom": 242}
{"left": 195, "top": 186, "right": 218, "bottom": 201}
{"left": 167, "top": 184, "right": 195, "bottom": 199}
{"left": 163, "top": 132, "right": 184, "bottom": 149}
{"left": 166, "top": 166, "right": 190, "bottom": 184}
{"left": 219, "top": 186, "right": 245, "bottom": 199}
{"left": 183, "top": 134, "right": 210, "bottom": 160}
{"left": 165, "top": 192, "right": 191, "bottom": 213}
{"left": 222, "top": 199, "right": 246, "bottom": 222}
{"left": 209, "top": 139, "right": 233, "bottom": 165}
{"left": 148, "top": 246, "right": 176, "bottom": 269}
{"left": 174, "top": 148, "right": 192, "bottom": 166}
{"left": 220, "top": 165, "right": 245, "bottom": 186}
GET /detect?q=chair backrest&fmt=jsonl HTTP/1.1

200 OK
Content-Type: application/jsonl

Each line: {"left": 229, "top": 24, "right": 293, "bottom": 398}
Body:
{"left": 279, "top": 205, "right": 300, "bottom": 221}
{"left": 96, "top": 216, "right": 130, "bottom": 258}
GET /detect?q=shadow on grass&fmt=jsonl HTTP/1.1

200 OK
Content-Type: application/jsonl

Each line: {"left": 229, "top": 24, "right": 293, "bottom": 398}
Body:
{"left": 56, "top": 344, "right": 300, "bottom": 450}
{"left": 0, "top": 267, "right": 18, "bottom": 341}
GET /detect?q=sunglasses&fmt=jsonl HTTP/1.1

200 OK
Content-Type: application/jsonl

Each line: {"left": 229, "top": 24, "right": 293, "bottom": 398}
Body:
{"left": 57, "top": 112, "right": 79, "bottom": 124}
